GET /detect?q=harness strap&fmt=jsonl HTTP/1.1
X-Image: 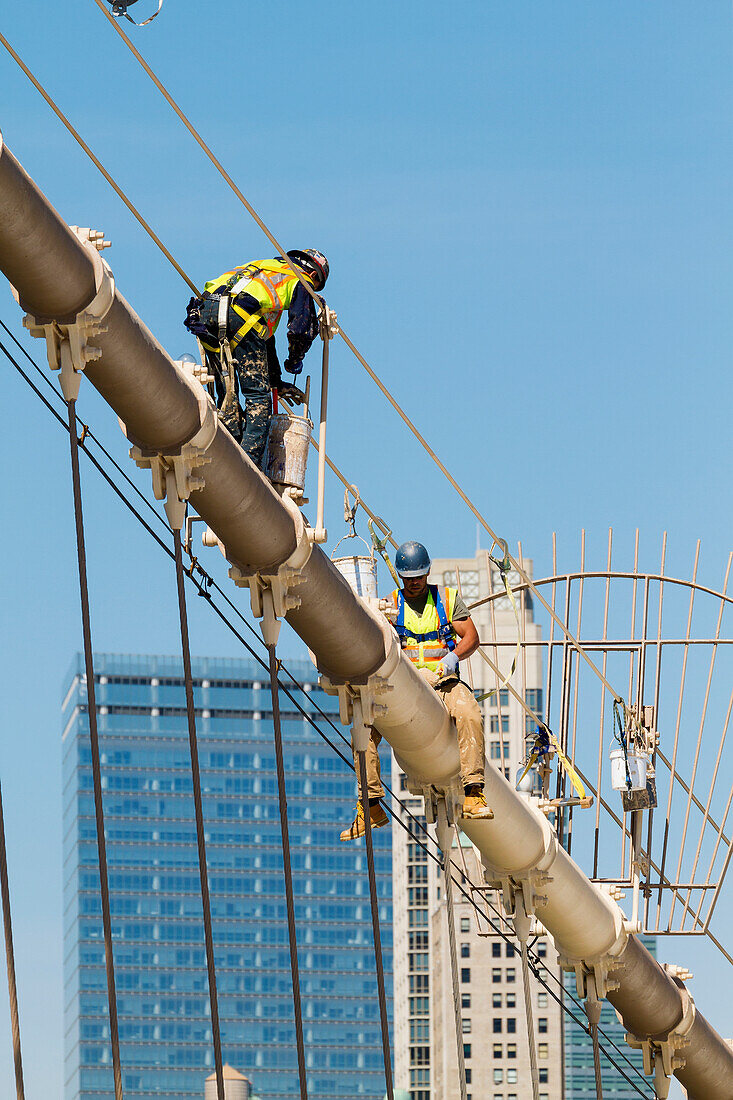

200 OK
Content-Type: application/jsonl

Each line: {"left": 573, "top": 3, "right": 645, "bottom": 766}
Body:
{"left": 215, "top": 295, "right": 238, "bottom": 413}
{"left": 395, "top": 586, "right": 456, "bottom": 650}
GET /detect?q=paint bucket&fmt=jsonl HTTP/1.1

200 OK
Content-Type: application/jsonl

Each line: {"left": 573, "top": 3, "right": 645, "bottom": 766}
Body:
{"left": 610, "top": 747, "right": 648, "bottom": 792}
{"left": 264, "top": 412, "right": 312, "bottom": 491}
{"left": 332, "top": 553, "right": 378, "bottom": 599}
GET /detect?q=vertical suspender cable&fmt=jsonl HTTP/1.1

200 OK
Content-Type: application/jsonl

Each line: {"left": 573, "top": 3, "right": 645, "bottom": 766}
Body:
{"left": 356, "top": 749, "right": 394, "bottom": 1100}
{"left": 519, "top": 941, "right": 541, "bottom": 1100}
{"left": 585, "top": 976, "right": 604, "bottom": 1100}
{"left": 172, "top": 531, "right": 225, "bottom": 1100}
{"left": 266, "top": 642, "right": 309, "bottom": 1100}
{"left": 0, "top": 782, "right": 25, "bottom": 1100}
{"left": 441, "top": 844, "right": 468, "bottom": 1100}
{"left": 66, "top": 399, "right": 124, "bottom": 1100}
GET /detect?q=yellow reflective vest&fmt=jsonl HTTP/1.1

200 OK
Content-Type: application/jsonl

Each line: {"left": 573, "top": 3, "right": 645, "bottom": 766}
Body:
{"left": 204, "top": 258, "right": 311, "bottom": 348}
{"left": 391, "top": 585, "right": 459, "bottom": 671}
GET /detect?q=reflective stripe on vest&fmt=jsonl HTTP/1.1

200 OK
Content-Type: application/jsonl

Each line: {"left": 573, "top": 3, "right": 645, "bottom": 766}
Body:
{"left": 392, "top": 585, "right": 458, "bottom": 670}
{"left": 203, "top": 259, "right": 309, "bottom": 347}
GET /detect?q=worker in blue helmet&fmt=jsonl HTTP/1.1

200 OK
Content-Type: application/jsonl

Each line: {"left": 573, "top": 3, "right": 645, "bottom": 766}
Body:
{"left": 341, "top": 541, "right": 493, "bottom": 841}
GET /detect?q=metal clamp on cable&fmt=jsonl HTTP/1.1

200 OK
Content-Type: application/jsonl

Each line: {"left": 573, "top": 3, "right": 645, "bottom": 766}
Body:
{"left": 229, "top": 493, "right": 313, "bottom": 646}
{"left": 123, "top": 356, "right": 217, "bottom": 531}
{"left": 625, "top": 979, "right": 696, "bottom": 1099}
{"left": 20, "top": 226, "right": 114, "bottom": 402}
{"left": 557, "top": 936, "right": 627, "bottom": 1003}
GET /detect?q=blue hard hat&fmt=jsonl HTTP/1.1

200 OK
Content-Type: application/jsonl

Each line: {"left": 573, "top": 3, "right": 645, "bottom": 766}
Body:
{"left": 395, "top": 541, "right": 431, "bottom": 578}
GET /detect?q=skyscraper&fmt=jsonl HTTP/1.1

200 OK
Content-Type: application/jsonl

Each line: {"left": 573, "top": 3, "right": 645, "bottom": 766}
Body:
{"left": 62, "top": 652, "right": 392, "bottom": 1100}
{"left": 391, "top": 551, "right": 563, "bottom": 1100}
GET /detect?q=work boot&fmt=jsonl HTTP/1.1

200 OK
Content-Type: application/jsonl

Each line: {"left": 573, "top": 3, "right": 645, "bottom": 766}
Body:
{"left": 340, "top": 800, "right": 389, "bottom": 841}
{"left": 461, "top": 788, "right": 494, "bottom": 820}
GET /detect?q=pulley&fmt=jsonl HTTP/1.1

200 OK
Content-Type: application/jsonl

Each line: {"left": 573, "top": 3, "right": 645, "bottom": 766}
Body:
{"left": 105, "top": 0, "right": 164, "bottom": 26}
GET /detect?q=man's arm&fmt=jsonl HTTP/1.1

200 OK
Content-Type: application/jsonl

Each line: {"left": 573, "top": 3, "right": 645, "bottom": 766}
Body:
{"left": 452, "top": 616, "right": 480, "bottom": 660}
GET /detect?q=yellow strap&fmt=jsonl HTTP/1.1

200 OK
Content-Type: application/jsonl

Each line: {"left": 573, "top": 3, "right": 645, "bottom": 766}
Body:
{"left": 229, "top": 301, "right": 267, "bottom": 347}
{"left": 516, "top": 734, "right": 587, "bottom": 801}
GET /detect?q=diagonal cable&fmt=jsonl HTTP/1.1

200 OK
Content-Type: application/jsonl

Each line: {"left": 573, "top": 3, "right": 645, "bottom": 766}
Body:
{"left": 0, "top": 781, "right": 25, "bottom": 1100}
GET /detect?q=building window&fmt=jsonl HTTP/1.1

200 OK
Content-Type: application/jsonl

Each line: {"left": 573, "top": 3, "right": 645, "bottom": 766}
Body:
{"left": 463, "top": 1044, "right": 471, "bottom": 1059}
{"left": 461, "top": 968, "right": 471, "bottom": 983}
{"left": 538, "top": 1017, "right": 548, "bottom": 1033}
{"left": 537, "top": 942, "right": 547, "bottom": 958}
{"left": 506, "top": 992, "right": 516, "bottom": 1008}
{"left": 492, "top": 993, "right": 502, "bottom": 1008}
{"left": 507, "top": 1018, "right": 516, "bottom": 1033}
{"left": 461, "top": 944, "right": 470, "bottom": 958}
{"left": 492, "top": 968, "right": 502, "bottom": 983}
{"left": 465, "top": 1069, "right": 472, "bottom": 1084}
{"left": 461, "top": 993, "right": 471, "bottom": 1008}
{"left": 539, "top": 1068, "right": 549, "bottom": 1083}
{"left": 462, "top": 1019, "right": 471, "bottom": 1034}
{"left": 537, "top": 992, "right": 548, "bottom": 1008}
{"left": 505, "top": 943, "right": 515, "bottom": 958}
{"left": 506, "top": 968, "right": 516, "bottom": 983}
{"left": 507, "top": 1043, "right": 517, "bottom": 1059}
{"left": 410, "top": 1021, "right": 429, "bottom": 1042}
{"left": 493, "top": 1019, "right": 502, "bottom": 1034}
{"left": 538, "top": 1043, "right": 549, "bottom": 1059}
{"left": 410, "top": 1046, "right": 430, "bottom": 1066}
{"left": 492, "top": 1043, "right": 502, "bottom": 1058}
{"left": 492, "top": 942, "right": 501, "bottom": 957}
{"left": 493, "top": 1069, "right": 504, "bottom": 1084}
{"left": 507, "top": 1068, "right": 517, "bottom": 1084}
{"left": 461, "top": 917, "right": 470, "bottom": 933}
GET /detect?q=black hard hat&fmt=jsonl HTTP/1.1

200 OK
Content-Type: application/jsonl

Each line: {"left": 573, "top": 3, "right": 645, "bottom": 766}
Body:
{"left": 287, "top": 249, "right": 329, "bottom": 290}
{"left": 395, "top": 541, "right": 431, "bottom": 578}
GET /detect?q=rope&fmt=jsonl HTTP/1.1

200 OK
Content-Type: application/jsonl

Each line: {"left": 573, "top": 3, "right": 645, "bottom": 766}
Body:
{"left": 172, "top": 531, "right": 225, "bottom": 1100}
{"left": 66, "top": 398, "right": 124, "bottom": 1100}
{"left": 0, "top": 31, "right": 199, "bottom": 296}
{"left": 356, "top": 751, "right": 394, "bottom": 1100}
{"left": 0, "top": 782, "right": 25, "bottom": 1100}
{"left": 266, "top": 643, "right": 309, "bottom": 1100}
{"left": 441, "top": 844, "right": 468, "bottom": 1100}
{"left": 1, "top": 333, "right": 654, "bottom": 1099}
{"left": 591, "top": 1021, "right": 605, "bottom": 1098}
{"left": 520, "top": 941, "right": 541, "bottom": 1100}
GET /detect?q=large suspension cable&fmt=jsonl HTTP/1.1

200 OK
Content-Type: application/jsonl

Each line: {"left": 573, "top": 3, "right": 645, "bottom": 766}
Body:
{"left": 436, "top": 805, "right": 467, "bottom": 1100}
{"left": 172, "top": 530, "right": 225, "bottom": 1100}
{"left": 266, "top": 641, "right": 309, "bottom": 1099}
{"left": 355, "top": 749, "right": 394, "bottom": 1100}
{"left": 0, "top": 782, "right": 25, "bottom": 1100}
{"left": 66, "top": 398, "right": 124, "bottom": 1100}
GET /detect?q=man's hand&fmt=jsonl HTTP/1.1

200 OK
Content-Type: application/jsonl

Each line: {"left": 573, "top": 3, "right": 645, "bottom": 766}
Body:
{"left": 278, "top": 382, "right": 306, "bottom": 406}
{"left": 437, "top": 652, "right": 460, "bottom": 679}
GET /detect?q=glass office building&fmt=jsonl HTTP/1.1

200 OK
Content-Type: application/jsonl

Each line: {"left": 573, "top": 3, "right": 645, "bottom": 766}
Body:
{"left": 563, "top": 937, "right": 656, "bottom": 1097}
{"left": 62, "top": 653, "right": 392, "bottom": 1099}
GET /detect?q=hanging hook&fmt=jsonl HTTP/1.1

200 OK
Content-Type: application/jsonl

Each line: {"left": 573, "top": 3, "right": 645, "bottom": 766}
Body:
{"left": 343, "top": 484, "right": 360, "bottom": 538}
{"left": 108, "top": 0, "right": 165, "bottom": 25}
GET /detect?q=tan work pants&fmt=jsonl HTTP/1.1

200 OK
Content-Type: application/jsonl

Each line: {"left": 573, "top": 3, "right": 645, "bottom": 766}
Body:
{"left": 354, "top": 670, "right": 486, "bottom": 801}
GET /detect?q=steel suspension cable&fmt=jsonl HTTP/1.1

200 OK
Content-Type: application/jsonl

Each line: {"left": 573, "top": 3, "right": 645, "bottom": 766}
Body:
{"left": 0, "top": 335, "right": 653, "bottom": 1098}
{"left": 519, "top": 940, "right": 541, "bottom": 1100}
{"left": 172, "top": 530, "right": 225, "bottom": 1100}
{"left": 355, "top": 750, "right": 394, "bottom": 1100}
{"left": 66, "top": 397, "right": 124, "bottom": 1100}
{"left": 0, "top": 782, "right": 25, "bottom": 1100}
{"left": 266, "top": 643, "right": 309, "bottom": 1099}
{"left": 438, "top": 831, "right": 468, "bottom": 1100}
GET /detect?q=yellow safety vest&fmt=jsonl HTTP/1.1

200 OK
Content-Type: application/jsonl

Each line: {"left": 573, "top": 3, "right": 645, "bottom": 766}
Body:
{"left": 204, "top": 258, "right": 311, "bottom": 348}
{"left": 391, "top": 586, "right": 459, "bottom": 671}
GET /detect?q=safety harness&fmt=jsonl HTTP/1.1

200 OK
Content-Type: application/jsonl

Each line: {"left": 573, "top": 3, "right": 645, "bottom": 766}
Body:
{"left": 394, "top": 585, "right": 457, "bottom": 654}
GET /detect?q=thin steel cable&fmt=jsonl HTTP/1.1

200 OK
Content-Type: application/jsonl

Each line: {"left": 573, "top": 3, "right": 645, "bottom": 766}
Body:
{"left": 90, "top": 0, "right": 649, "bottom": 713}
{"left": 66, "top": 397, "right": 124, "bottom": 1100}
{"left": 0, "top": 781, "right": 25, "bottom": 1100}
{"left": 0, "top": 31, "right": 199, "bottom": 296}
{"left": 266, "top": 643, "right": 309, "bottom": 1100}
{"left": 520, "top": 941, "right": 540, "bottom": 1100}
{"left": 1, "top": 337, "right": 654, "bottom": 1096}
{"left": 172, "top": 531, "right": 225, "bottom": 1100}
{"left": 441, "top": 843, "right": 468, "bottom": 1100}
{"left": 591, "top": 1021, "right": 604, "bottom": 1098}
{"left": 356, "top": 750, "right": 394, "bottom": 1100}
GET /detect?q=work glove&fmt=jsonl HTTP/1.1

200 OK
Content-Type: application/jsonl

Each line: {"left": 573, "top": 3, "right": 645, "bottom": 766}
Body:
{"left": 437, "top": 652, "right": 460, "bottom": 679}
{"left": 283, "top": 356, "right": 304, "bottom": 376}
{"left": 278, "top": 382, "right": 306, "bottom": 407}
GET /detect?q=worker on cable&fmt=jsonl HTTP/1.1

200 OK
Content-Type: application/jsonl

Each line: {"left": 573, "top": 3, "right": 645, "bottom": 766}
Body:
{"left": 184, "top": 250, "right": 329, "bottom": 467}
{"left": 341, "top": 540, "right": 493, "bottom": 841}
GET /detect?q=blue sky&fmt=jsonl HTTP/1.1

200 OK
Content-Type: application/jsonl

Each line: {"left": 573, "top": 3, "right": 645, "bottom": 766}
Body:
{"left": 1, "top": 2, "right": 732, "bottom": 1096}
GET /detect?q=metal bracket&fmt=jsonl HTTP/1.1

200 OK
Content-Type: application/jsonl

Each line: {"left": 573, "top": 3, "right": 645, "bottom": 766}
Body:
{"left": 319, "top": 668, "right": 394, "bottom": 738}
{"left": 22, "top": 226, "right": 115, "bottom": 402}
{"left": 126, "top": 357, "right": 217, "bottom": 531}
{"left": 558, "top": 949, "right": 625, "bottom": 1002}
{"left": 625, "top": 982, "right": 696, "bottom": 1098}
{"left": 481, "top": 866, "right": 553, "bottom": 926}
{"left": 319, "top": 305, "right": 339, "bottom": 342}
{"left": 229, "top": 493, "right": 313, "bottom": 646}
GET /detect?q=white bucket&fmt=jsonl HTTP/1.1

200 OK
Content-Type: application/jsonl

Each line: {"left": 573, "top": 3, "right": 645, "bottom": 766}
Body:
{"left": 333, "top": 554, "right": 378, "bottom": 600}
{"left": 264, "top": 412, "right": 313, "bottom": 490}
{"left": 610, "top": 747, "right": 648, "bottom": 792}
